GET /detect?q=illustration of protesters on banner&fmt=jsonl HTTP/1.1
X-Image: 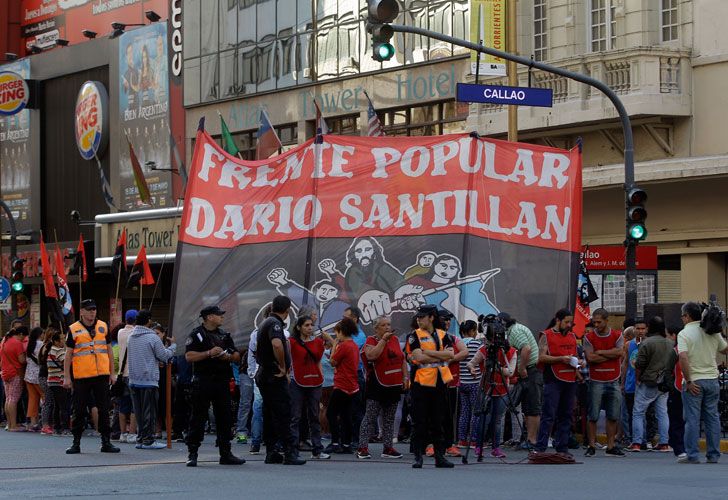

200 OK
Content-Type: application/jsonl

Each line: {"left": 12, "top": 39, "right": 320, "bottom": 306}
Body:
{"left": 403, "top": 251, "right": 436, "bottom": 279}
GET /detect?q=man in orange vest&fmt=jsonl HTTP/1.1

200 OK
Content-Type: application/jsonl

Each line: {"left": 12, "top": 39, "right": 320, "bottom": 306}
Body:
{"left": 584, "top": 308, "right": 625, "bottom": 457}
{"left": 533, "top": 309, "right": 578, "bottom": 459}
{"left": 63, "top": 299, "right": 120, "bottom": 454}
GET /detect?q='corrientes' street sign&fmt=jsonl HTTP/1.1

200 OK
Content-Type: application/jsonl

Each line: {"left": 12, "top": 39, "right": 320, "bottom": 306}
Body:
{"left": 456, "top": 82, "right": 553, "bottom": 108}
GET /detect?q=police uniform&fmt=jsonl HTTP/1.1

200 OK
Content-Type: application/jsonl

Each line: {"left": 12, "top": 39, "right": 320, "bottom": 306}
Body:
{"left": 185, "top": 309, "right": 238, "bottom": 462}
{"left": 405, "top": 305, "right": 455, "bottom": 468}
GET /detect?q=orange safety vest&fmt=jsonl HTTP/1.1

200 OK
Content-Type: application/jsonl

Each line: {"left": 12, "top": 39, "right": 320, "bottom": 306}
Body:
{"left": 407, "top": 328, "right": 453, "bottom": 387}
{"left": 585, "top": 329, "right": 622, "bottom": 382}
{"left": 539, "top": 330, "right": 577, "bottom": 383}
{"left": 70, "top": 320, "right": 110, "bottom": 379}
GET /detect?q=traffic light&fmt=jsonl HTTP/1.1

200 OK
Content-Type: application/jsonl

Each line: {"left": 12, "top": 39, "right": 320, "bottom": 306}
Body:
{"left": 625, "top": 187, "right": 647, "bottom": 243}
{"left": 11, "top": 257, "right": 25, "bottom": 293}
{"left": 367, "top": 0, "right": 400, "bottom": 62}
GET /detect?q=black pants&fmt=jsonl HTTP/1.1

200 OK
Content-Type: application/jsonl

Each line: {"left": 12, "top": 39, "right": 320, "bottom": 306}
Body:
{"left": 410, "top": 382, "right": 449, "bottom": 455}
{"left": 187, "top": 376, "right": 232, "bottom": 455}
{"left": 131, "top": 386, "right": 159, "bottom": 445}
{"left": 327, "top": 389, "right": 355, "bottom": 446}
{"left": 258, "top": 376, "right": 296, "bottom": 454}
{"left": 71, "top": 375, "right": 111, "bottom": 440}
{"left": 667, "top": 387, "right": 685, "bottom": 455}
{"left": 173, "top": 383, "right": 192, "bottom": 435}
{"left": 444, "top": 386, "right": 458, "bottom": 446}
{"left": 49, "top": 385, "right": 69, "bottom": 432}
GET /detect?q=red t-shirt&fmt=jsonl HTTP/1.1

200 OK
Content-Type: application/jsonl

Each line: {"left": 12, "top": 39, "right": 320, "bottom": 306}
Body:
{"left": 332, "top": 339, "right": 360, "bottom": 395}
{"left": 0, "top": 336, "right": 25, "bottom": 380}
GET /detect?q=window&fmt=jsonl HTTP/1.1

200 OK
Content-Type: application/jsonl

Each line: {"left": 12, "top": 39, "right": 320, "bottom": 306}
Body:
{"left": 589, "top": 0, "right": 615, "bottom": 52}
{"left": 533, "top": 0, "right": 547, "bottom": 61}
{"left": 661, "top": 0, "right": 678, "bottom": 42}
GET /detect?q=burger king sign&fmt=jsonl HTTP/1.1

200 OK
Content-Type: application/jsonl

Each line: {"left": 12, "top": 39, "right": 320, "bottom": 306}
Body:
{"left": 74, "top": 81, "right": 109, "bottom": 160}
{"left": 0, "top": 71, "right": 29, "bottom": 116}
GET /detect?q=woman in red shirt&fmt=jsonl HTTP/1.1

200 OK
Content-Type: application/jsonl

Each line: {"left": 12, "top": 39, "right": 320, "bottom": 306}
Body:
{"left": 289, "top": 315, "right": 334, "bottom": 459}
{"left": 1, "top": 326, "right": 28, "bottom": 431}
{"left": 323, "top": 317, "right": 359, "bottom": 455}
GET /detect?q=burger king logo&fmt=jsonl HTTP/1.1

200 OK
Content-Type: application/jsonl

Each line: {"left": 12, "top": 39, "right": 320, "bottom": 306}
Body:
{"left": 0, "top": 71, "right": 29, "bottom": 116}
{"left": 75, "top": 81, "right": 109, "bottom": 160}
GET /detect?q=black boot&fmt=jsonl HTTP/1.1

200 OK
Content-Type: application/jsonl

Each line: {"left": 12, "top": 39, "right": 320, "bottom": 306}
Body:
{"left": 186, "top": 451, "right": 198, "bottom": 467}
{"left": 412, "top": 451, "right": 424, "bottom": 469}
{"left": 100, "top": 437, "right": 120, "bottom": 453}
{"left": 434, "top": 446, "right": 454, "bottom": 468}
{"left": 219, "top": 451, "right": 246, "bottom": 465}
{"left": 65, "top": 436, "right": 81, "bottom": 455}
{"left": 264, "top": 451, "right": 284, "bottom": 464}
{"left": 283, "top": 450, "right": 306, "bottom": 465}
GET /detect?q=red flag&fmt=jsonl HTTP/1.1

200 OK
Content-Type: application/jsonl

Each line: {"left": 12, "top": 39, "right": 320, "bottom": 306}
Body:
{"left": 112, "top": 229, "right": 127, "bottom": 285}
{"left": 54, "top": 244, "right": 67, "bottom": 282}
{"left": 127, "top": 245, "right": 155, "bottom": 287}
{"left": 127, "top": 135, "right": 151, "bottom": 204}
{"left": 77, "top": 235, "right": 88, "bottom": 282}
{"left": 40, "top": 239, "right": 58, "bottom": 299}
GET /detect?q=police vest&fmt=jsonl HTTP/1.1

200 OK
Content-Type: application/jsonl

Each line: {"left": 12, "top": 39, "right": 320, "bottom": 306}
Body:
{"left": 407, "top": 328, "right": 453, "bottom": 387}
{"left": 585, "top": 329, "right": 622, "bottom": 382}
{"left": 70, "top": 320, "right": 110, "bottom": 379}
{"left": 290, "top": 337, "right": 324, "bottom": 387}
{"left": 540, "top": 330, "right": 577, "bottom": 383}
{"left": 363, "top": 336, "right": 404, "bottom": 387}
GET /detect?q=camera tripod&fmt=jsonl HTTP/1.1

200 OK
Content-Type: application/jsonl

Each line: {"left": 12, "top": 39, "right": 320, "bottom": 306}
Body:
{"left": 462, "top": 345, "right": 524, "bottom": 464}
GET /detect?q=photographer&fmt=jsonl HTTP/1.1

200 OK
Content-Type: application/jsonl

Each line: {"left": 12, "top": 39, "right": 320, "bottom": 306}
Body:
{"left": 497, "top": 312, "right": 541, "bottom": 450}
{"left": 466, "top": 320, "right": 517, "bottom": 459}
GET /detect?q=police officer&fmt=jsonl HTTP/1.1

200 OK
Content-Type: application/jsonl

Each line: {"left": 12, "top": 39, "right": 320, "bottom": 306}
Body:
{"left": 185, "top": 305, "right": 245, "bottom": 467}
{"left": 405, "top": 304, "right": 455, "bottom": 468}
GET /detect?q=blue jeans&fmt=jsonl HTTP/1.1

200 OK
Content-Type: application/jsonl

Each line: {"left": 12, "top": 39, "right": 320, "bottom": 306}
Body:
{"left": 631, "top": 383, "right": 668, "bottom": 445}
{"left": 683, "top": 379, "right": 721, "bottom": 462}
{"left": 475, "top": 395, "right": 505, "bottom": 449}
{"left": 536, "top": 380, "right": 576, "bottom": 453}
{"left": 588, "top": 380, "right": 622, "bottom": 421}
{"left": 236, "top": 374, "right": 253, "bottom": 434}
{"left": 250, "top": 382, "right": 264, "bottom": 446}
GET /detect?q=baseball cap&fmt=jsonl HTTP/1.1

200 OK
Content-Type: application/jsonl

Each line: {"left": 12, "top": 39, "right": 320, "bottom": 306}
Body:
{"left": 125, "top": 309, "right": 139, "bottom": 323}
{"left": 437, "top": 309, "right": 454, "bottom": 320}
{"left": 80, "top": 299, "right": 97, "bottom": 310}
{"left": 200, "top": 305, "right": 226, "bottom": 318}
{"left": 414, "top": 304, "right": 438, "bottom": 318}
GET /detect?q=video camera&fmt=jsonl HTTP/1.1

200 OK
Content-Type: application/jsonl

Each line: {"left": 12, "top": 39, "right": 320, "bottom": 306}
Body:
{"left": 477, "top": 314, "right": 510, "bottom": 367}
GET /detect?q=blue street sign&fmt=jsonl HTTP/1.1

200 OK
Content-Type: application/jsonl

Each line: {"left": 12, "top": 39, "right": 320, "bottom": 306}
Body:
{"left": 456, "top": 83, "right": 553, "bottom": 108}
{"left": 0, "top": 277, "right": 10, "bottom": 302}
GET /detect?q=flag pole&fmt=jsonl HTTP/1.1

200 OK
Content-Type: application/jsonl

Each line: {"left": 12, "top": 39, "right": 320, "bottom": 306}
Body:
{"left": 115, "top": 260, "right": 122, "bottom": 305}
{"left": 165, "top": 362, "right": 172, "bottom": 448}
{"left": 139, "top": 282, "right": 143, "bottom": 310}
{"left": 78, "top": 258, "right": 83, "bottom": 304}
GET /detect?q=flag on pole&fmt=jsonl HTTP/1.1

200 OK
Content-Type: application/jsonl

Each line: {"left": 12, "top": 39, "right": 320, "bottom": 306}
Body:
{"left": 127, "top": 245, "right": 155, "bottom": 287}
{"left": 313, "top": 99, "right": 329, "bottom": 135}
{"left": 54, "top": 244, "right": 74, "bottom": 318}
{"left": 169, "top": 126, "right": 188, "bottom": 188}
{"left": 40, "top": 239, "right": 58, "bottom": 299}
{"left": 76, "top": 235, "right": 88, "bottom": 282}
{"left": 127, "top": 135, "right": 151, "bottom": 205}
{"left": 94, "top": 156, "right": 117, "bottom": 210}
{"left": 219, "top": 113, "right": 240, "bottom": 156}
{"left": 363, "top": 91, "right": 384, "bottom": 137}
{"left": 112, "top": 229, "right": 128, "bottom": 285}
{"left": 256, "top": 109, "right": 282, "bottom": 160}
{"left": 573, "top": 259, "right": 599, "bottom": 338}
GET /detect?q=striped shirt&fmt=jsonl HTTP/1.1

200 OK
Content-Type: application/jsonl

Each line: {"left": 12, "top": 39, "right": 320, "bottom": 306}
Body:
{"left": 459, "top": 338, "right": 483, "bottom": 384}
{"left": 506, "top": 323, "right": 539, "bottom": 368}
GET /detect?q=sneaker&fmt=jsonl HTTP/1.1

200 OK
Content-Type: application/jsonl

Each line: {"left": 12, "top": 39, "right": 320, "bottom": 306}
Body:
{"left": 490, "top": 447, "right": 507, "bottom": 458}
{"left": 381, "top": 447, "right": 402, "bottom": 459}
{"left": 357, "top": 447, "right": 372, "bottom": 459}
{"left": 425, "top": 445, "right": 435, "bottom": 457}
{"left": 640, "top": 443, "right": 648, "bottom": 451}
{"left": 126, "top": 433, "right": 138, "bottom": 444}
{"left": 628, "top": 443, "right": 641, "bottom": 452}
{"left": 676, "top": 452, "right": 687, "bottom": 459}
{"left": 645, "top": 442, "right": 654, "bottom": 451}
{"left": 119, "top": 432, "right": 128, "bottom": 442}
{"left": 235, "top": 433, "right": 248, "bottom": 444}
{"left": 520, "top": 441, "right": 535, "bottom": 451}
{"left": 474, "top": 447, "right": 482, "bottom": 457}
{"left": 41, "top": 426, "right": 53, "bottom": 435}
{"left": 654, "top": 444, "right": 672, "bottom": 453}
{"left": 135, "top": 443, "right": 143, "bottom": 449}
{"left": 311, "top": 452, "right": 331, "bottom": 460}
{"left": 605, "top": 447, "right": 625, "bottom": 457}
{"left": 706, "top": 456, "right": 720, "bottom": 464}
{"left": 547, "top": 438, "right": 554, "bottom": 448}
{"left": 141, "top": 441, "right": 166, "bottom": 450}
{"left": 249, "top": 444, "right": 261, "bottom": 454}
{"left": 584, "top": 446, "right": 596, "bottom": 457}
{"left": 677, "top": 455, "right": 700, "bottom": 464}
{"left": 594, "top": 442, "right": 606, "bottom": 450}
{"left": 445, "top": 446, "right": 461, "bottom": 457}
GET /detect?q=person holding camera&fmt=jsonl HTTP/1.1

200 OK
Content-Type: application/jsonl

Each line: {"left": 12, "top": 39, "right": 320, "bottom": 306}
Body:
{"left": 497, "top": 312, "right": 541, "bottom": 450}
{"left": 533, "top": 308, "right": 578, "bottom": 460}
{"left": 405, "top": 304, "right": 455, "bottom": 469}
{"left": 184, "top": 305, "right": 245, "bottom": 467}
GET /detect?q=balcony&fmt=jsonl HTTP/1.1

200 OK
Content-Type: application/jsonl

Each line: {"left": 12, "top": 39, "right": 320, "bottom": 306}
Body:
{"left": 467, "top": 46, "right": 692, "bottom": 135}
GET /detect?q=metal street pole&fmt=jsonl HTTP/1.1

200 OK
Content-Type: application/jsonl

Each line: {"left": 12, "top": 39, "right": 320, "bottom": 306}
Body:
{"left": 0, "top": 200, "right": 19, "bottom": 317}
{"left": 385, "top": 23, "right": 638, "bottom": 319}
{"left": 506, "top": 0, "right": 518, "bottom": 142}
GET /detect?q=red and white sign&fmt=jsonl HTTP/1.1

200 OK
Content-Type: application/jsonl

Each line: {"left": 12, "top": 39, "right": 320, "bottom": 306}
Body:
{"left": 181, "top": 129, "right": 583, "bottom": 252}
{"left": 580, "top": 245, "right": 658, "bottom": 271}
{"left": 0, "top": 72, "right": 30, "bottom": 116}
{"left": 74, "top": 81, "right": 108, "bottom": 160}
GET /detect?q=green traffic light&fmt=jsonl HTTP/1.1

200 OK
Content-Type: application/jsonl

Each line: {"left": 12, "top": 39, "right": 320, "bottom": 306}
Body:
{"left": 375, "top": 42, "right": 395, "bottom": 61}
{"left": 11, "top": 281, "right": 24, "bottom": 293}
{"left": 628, "top": 224, "right": 647, "bottom": 240}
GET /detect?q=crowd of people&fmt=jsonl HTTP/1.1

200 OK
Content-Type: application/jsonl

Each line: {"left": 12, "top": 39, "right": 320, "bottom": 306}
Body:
{"left": 0, "top": 297, "right": 726, "bottom": 468}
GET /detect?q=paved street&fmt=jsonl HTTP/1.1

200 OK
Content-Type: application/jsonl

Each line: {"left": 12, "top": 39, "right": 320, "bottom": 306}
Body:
{"left": 0, "top": 431, "right": 725, "bottom": 499}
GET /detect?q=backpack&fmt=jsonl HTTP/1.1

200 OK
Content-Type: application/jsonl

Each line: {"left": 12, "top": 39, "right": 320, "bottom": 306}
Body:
{"left": 700, "top": 297, "right": 726, "bottom": 335}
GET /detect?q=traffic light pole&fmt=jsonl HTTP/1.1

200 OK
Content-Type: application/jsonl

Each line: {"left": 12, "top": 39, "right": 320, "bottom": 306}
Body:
{"left": 385, "top": 23, "right": 639, "bottom": 319}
